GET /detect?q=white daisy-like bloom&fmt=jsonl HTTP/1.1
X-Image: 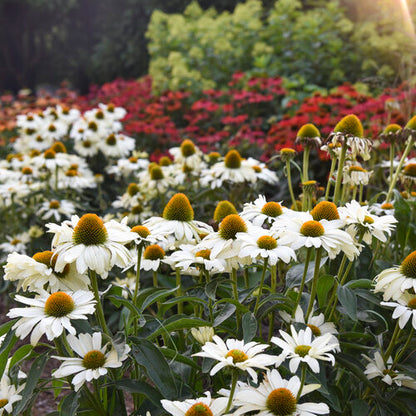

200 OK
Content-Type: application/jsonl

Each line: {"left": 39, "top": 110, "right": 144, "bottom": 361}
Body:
{"left": 169, "top": 139, "right": 205, "bottom": 171}
{"left": 363, "top": 352, "right": 416, "bottom": 389}
{"left": 338, "top": 200, "right": 397, "bottom": 245}
{"left": 240, "top": 195, "right": 291, "bottom": 227}
{"left": 370, "top": 201, "right": 395, "bottom": 216}
{"left": 55, "top": 105, "right": 81, "bottom": 126}
{"left": 245, "top": 157, "right": 279, "bottom": 185}
{"left": 236, "top": 227, "right": 296, "bottom": 266}
{"left": 271, "top": 325, "right": 339, "bottom": 373}
{"left": 0, "top": 181, "right": 30, "bottom": 208}
{"left": 113, "top": 275, "right": 137, "bottom": 299}
{"left": 192, "top": 335, "right": 278, "bottom": 383}
{"left": 138, "top": 164, "right": 176, "bottom": 198}
{"left": 162, "top": 391, "right": 228, "bottom": 416}
{"left": 73, "top": 137, "right": 101, "bottom": 157}
{"left": 273, "top": 212, "right": 359, "bottom": 260}
{"left": 140, "top": 244, "right": 166, "bottom": 271}
{"left": 3, "top": 251, "right": 90, "bottom": 293}
{"left": 32, "top": 149, "right": 72, "bottom": 172}
{"left": 112, "top": 182, "right": 143, "bottom": 210}
{"left": 343, "top": 164, "right": 373, "bottom": 186}
{"left": 106, "top": 155, "right": 149, "bottom": 179}
{"left": 200, "top": 149, "right": 257, "bottom": 189}
{"left": 7, "top": 290, "right": 96, "bottom": 346}
{"left": 144, "top": 193, "right": 213, "bottom": 248}
{"left": 373, "top": 251, "right": 416, "bottom": 301}
{"left": 52, "top": 332, "right": 130, "bottom": 391}
{"left": 0, "top": 232, "right": 30, "bottom": 257}
{"left": 98, "top": 103, "right": 127, "bottom": 122}
{"left": 38, "top": 199, "right": 76, "bottom": 222}
{"left": 0, "top": 376, "right": 24, "bottom": 415}
{"left": 163, "top": 244, "right": 226, "bottom": 275}
{"left": 380, "top": 291, "right": 416, "bottom": 329}
{"left": 279, "top": 306, "right": 338, "bottom": 342}
{"left": 233, "top": 369, "right": 329, "bottom": 416}
{"left": 101, "top": 133, "right": 135, "bottom": 158}
{"left": 130, "top": 224, "right": 167, "bottom": 248}
{"left": 191, "top": 327, "right": 215, "bottom": 344}
{"left": 48, "top": 214, "right": 136, "bottom": 278}
{"left": 40, "top": 120, "right": 68, "bottom": 142}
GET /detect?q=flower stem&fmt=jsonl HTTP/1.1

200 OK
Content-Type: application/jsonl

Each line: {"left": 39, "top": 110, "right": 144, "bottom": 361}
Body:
{"left": 325, "top": 157, "right": 337, "bottom": 201}
{"left": 176, "top": 267, "right": 183, "bottom": 314}
{"left": 333, "top": 141, "right": 348, "bottom": 205}
{"left": 293, "top": 248, "right": 312, "bottom": 317}
{"left": 386, "top": 135, "right": 414, "bottom": 203}
{"left": 392, "top": 327, "right": 414, "bottom": 369}
{"left": 89, "top": 269, "right": 110, "bottom": 335}
{"left": 231, "top": 268, "right": 241, "bottom": 333}
{"left": 384, "top": 321, "right": 401, "bottom": 362}
{"left": 305, "top": 247, "right": 323, "bottom": 321}
{"left": 302, "top": 145, "right": 310, "bottom": 183}
{"left": 254, "top": 258, "right": 268, "bottom": 315}
{"left": 286, "top": 160, "right": 297, "bottom": 210}
{"left": 225, "top": 369, "right": 239, "bottom": 413}
{"left": 296, "top": 364, "right": 307, "bottom": 401}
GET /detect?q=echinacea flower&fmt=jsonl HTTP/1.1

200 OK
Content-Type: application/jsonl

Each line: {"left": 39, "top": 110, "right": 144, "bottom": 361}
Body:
{"left": 271, "top": 325, "right": 339, "bottom": 373}
{"left": 192, "top": 335, "right": 278, "bottom": 383}
{"left": 240, "top": 195, "right": 288, "bottom": 227}
{"left": 52, "top": 332, "right": 130, "bottom": 391}
{"left": 191, "top": 327, "right": 214, "bottom": 344}
{"left": 0, "top": 376, "right": 24, "bottom": 416}
{"left": 7, "top": 290, "right": 96, "bottom": 345}
{"left": 363, "top": 352, "right": 416, "bottom": 389}
{"left": 233, "top": 369, "right": 329, "bottom": 416}
{"left": 48, "top": 214, "right": 136, "bottom": 278}
{"left": 380, "top": 291, "right": 416, "bottom": 329}
{"left": 374, "top": 251, "right": 416, "bottom": 301}
{"left": 161, "top": 391, "right": 228, "bottom": 416}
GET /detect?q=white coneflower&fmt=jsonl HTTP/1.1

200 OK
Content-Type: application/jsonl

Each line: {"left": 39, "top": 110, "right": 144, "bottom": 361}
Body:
{"left": 144, "top": 193, "right": 213, "bottom": 247}
{"left": 162, "top": 392, "right": 228, "bottom": 416}
{"left": 52, "top": 332, "right": 130, "bottom": 391}
{"left": 7, "top": 290, "right": 96, "bottom": 345}
{"left": 343, "top": 164, "right": 373, "bottom": 186}
{"left": 240, "top": 195, "right": 289, "bottom": 227}
{"left": 141, "top": 244, "right": 166, "bottom": 271}
{"left": 48, "top": 214, "right": 136, "bottom": 278}
{"left": 38, "top": 199, "right": 76, "bottom": 222}
{"left": 101, "top": 133, "right": 135, "bottom": 158}
{"left": 373, "top": 251, "right": 416, "bottom": 301}
{"left": 271, "top": 325, "right": 339, "bottom": 373}
{"left": 0, "top": 376, "right": 24, "bottom": 416}
{"left": 380, "top": 291, "right": 416, "bottom": 328}
{"left": 233, "top": 369, "right": 329, "bottom": 416}
{"left": 169, "top": 139, "right": 205, "bottom": 171}
{"left": 192, "top": 335, "right": 278, "bottom": 383}
{"left": 191, "top": 327, "right": 215, "bottom": 344}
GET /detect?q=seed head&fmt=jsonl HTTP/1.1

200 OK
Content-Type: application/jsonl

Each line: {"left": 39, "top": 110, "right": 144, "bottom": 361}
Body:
{"left": 73, "top": 214, "right": 108, "bottom": 246}
{"left": 224, "top": 150, "right": 242, "bottom": 169}
{"left": 333, "top": 114, "right": 363, "bottom": 138}
{"left": 213, "top": 201, "right": 237, "bottom": 223}
{"left": 219, "top": 215, "right": 247, "bottom": 240}
{"left": 310, "top": 201, "right": 339, "bottom": 221}
{"left": 163, "top": 193, "right": 194, "bottom": 222}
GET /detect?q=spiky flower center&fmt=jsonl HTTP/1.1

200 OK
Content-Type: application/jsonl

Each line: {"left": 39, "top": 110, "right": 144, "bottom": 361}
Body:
{"left": 108, "top": 104, "right": 115, "bottom": 112}
{"left": 195, "top": 249, "right": 211, "bottom": 260}
{"left": 185, "top": 403, "right": 213, "bottom": 416}
{"left": 225, "top": 349, "right": 248, "bottom": 363}
{"left": 300, "top": 221, "right": 324, "bottom": 237}
{"left": 181, "top": 139, "right": 196, "bottom": 157}
{"left": 382, "top": 369, "right": 397, "bottom": 378}
{"left": 307, "top": 324, "right": 321, "bottom": 336}
{"left": 73, "top": 214, "right": 108, "bottom": 246}
{"left": 0, "top": 399, "right": 8, "bottom": 409}
{"left": 131, "top": 225, "right": 150, "bottom": 238}
{"left": 381, "top": 202, "right": 394, "bottom": 210}
{"left": 21, "top": 167, "right": 33, "bottom": 175}
{"left": 127, "top": 183, "right": 140, "bottom": 196}
{"left": 82, "top": 140, "right": 92, "bottom": 148}
{"left": 213, "top": 201, "right": 238, "bottom": 223}
{"left": 224, "top": 150, "right": 242, "bottom": 169}
{"left": 294, "top": 345, "right": 312, "bottom": 357}
{"left": 129, "top": 156, "right": 138, "bottom": 163}
{"left": 163, "top": 193, "right": 194, "bottom": 222}
{"left": 403, "top": 163, "right": 416, "bottom": 177}
{"left": 48, "top": 124, "right": 57, "bottom": 132}
{"left": 266, "top": 388, "right": 297, "bottom": 416}
{"left": 44, "top": 292, "right": 75, "bottom": 317}
{"left": 83, "top": 350, "right": 106, "bottom": 369}
{"left": 401, "top": 251, "right": 416, "bottom": 279}
{"left": 150, "top": 165, "right": 164, "bottom": 180}
{"left": 25, "top": 128, "right": 35, "bottom": 135}
{"left": 349, "top": 165, "right": 366, "bottom": 173}
{"left": 144, "top": 245, "right": 165, "bottom": 260}
{"left": 280, "top": 148, "right": 296, "bottom": 155}
{"left": 405, "top": 115, "right": 416, "bottom": 131}
{"left": 334, "top": 114, "right": 364, "bottom": 138}
{"left": 297, "top": 123, "right": 320, "bottom": 139}
{"left": 363, "top": 216, "right": 374, "bottom": 224}
{"left": 49, "top": 200, "right": 61, "bottom": 209}
{"left": 257, "top": 236, "right": 278, "bottom": 250}
{"left": 310, "top": 201, "right": 339, "bottom": 221}
{"left": 208, "top": 152, "right": 220, "bottom": 162}
{"left": 65, "top": 169, "right": 78, "bottom": 177}
{"left": 383, "top": 124, "right": 401, "bottom": 135}
{"left": 159, "top": 156, "right": 172, "bottom": 166}
{"left": 88, "top": 121, "right": 98, "bottom": 131}
{"left": 407, "top": 297, "right": 416, "bottom": 309}
{"left": 44, "top": 149, "right": 56, "bottom": 159}
{"left": 252, "top": 165, "right": 262, "bottom": 173}
{"left": 219, "top": 215, "right": 247, "bottom": 240}
{"left": 262, "top": 202, "right": 283, "bottom": 217}
{"left": 10, "top": 239, "right": 21, "bottom": 245}
{"left": 131, "top": 205, "right": 143, "bottom": 215}
{"left": 106, "top": 134, "right": 117, "bottom": 146}
{"left": 96, "top": 110, "right": 104, "bottom": 120}
{"left": 52, "top": 142, "right": 67, "bottom": 153}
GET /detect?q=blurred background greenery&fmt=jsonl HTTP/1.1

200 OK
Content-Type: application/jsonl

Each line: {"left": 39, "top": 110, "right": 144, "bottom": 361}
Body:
{"left": 0, "top": 0, "right": 415, "bottom": 94}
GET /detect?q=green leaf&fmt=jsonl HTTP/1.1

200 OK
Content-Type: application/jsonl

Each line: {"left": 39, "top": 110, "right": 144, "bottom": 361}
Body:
{"left": 161, "top": 348, "right": 200, "bottom": 370}
{"left": 60, "top": 391, "right": 80, "bottom": 416}
{"left": 316, "top": 274, "right": 335, "bottom": 307}
{"left": 162, "top": 296, "right": 208, "bottom": 307}
{"left": 140, "top": 286, "right": 179, "bottom": 312}
{"left": 337, "top": 285, "right": 357, "bottom": 320}
{"left": 286, "top": 257, "right": 328, "bottom": 288}
{"left": 242, "top": 312, "right": 257, "bottom": 342}
{"left": 350, "top": 399, "right": 370, "bottom": 415}
{"left": 205, "top": 278, "right": 227, "bottom": 300}
{"left": 213, "top": 303, "right": 236, "bottom": 327}
{"left": 131, "top": 339, "right": 177, "bottom": 400}
{"left": 112, "top": 379, "right": 163, "bottom": 406}
{"left": 345, "top": 279, "right": 372, "bottom": 289}
{"left": 9, "top": 344, "right": 33, "bottom": 369}
{"left": 147, "top": 317, "right": 210, "bottom": 340}
{"left": 107, "top": 295, "right": 142, "bottom": 317}
{"left": 213, "top": 298, "right": 249, "bottom": 313}
{"left": 0, "top": 331, "right": 18, "bottom": 379}
{"left": 13, "top": 353, "right": 48, "bottom": 415}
